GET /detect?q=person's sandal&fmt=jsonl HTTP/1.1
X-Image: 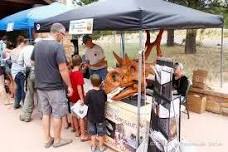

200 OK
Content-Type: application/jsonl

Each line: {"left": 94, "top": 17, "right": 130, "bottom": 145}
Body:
{"left": 53, "top": 138, "right": 73, "bottom": 148}
{"left": 71, "top": 128, "right": 76, "bottom": 132}
{"left": 44, "top": 137, "right": 54, "bottom": 148}
{"left": 4, "top": 102, "right": 11, "bottom": 105}
{"left": 80, "top": 137, "right": 90, "bottom": 142}
{"left": 64, "top": 123, "right": 70, "bottom": 129}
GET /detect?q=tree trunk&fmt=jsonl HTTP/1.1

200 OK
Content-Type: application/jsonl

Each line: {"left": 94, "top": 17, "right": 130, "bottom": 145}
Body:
{"left": 185, "top": 29, "right": 197, "bottom": 54}
{"left": 167, "top": 29, "right": 174, "bottom": 46}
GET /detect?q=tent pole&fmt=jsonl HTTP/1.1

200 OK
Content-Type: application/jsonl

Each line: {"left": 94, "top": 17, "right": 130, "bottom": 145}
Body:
{"left": 137, "top": 30, "right": 143, "bottom": 147}
{"left": 28, "top": 27, "right": 32, "bottom": 42}
{"left": 120, "top": 32, "right": 125, "bottom": 57}
{"left": 220, "top": 27, "right": 224, "bottom": 88}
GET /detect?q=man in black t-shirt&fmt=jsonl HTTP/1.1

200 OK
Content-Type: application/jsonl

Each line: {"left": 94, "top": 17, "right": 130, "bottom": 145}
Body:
{"left": 31, "top": 23, "right": 73, "bottom": 148}
{"left": 85, "top": 74, "right": 107, "bottom": 152}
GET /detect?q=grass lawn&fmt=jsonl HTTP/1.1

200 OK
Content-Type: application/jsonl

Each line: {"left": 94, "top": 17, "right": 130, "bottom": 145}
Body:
{"left": 219, "top": 7, "right": 228, "bottom": 29}
{"left": 79, "top": 42, "right": 228, "bottom": 86}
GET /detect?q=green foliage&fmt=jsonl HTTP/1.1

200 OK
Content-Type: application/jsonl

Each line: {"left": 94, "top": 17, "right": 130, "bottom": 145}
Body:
{"left": 73, "top": 0, "right": 98, "bottom": 6}
{"left": 91, "top": 31, "right": 113, "bottom": 40}
{"left": 80, "top": 41, "right": 228, "bottom": 83}
{"left": 172, "top": 0, "right": 228, "bottom": 28}
{"left": 206, "top": 7, "right": 228, "bottom": 28}
{"left": 171, "top": 0, "right": 209, "bottom": 9}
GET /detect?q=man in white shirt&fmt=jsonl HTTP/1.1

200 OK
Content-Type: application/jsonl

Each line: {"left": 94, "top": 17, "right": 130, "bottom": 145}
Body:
{"left": 83, "top": 35, "right": 107, "bottom": 80}
{"left": 18, "top": 43, "right": 35, "bottom": 122}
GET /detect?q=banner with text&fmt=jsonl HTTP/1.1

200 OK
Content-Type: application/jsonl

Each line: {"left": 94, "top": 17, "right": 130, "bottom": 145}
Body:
{"left": 69, "top": 18, "right": 93, "bottom": 35}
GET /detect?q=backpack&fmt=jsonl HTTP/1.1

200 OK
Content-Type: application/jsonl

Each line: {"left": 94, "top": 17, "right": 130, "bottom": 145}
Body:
{"left": 0, "top": 40, "right": 6, "bottom": 66}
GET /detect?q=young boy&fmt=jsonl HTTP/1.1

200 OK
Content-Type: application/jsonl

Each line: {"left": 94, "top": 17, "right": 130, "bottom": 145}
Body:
{"left": 85, "top": 74, "right": 107, "bottom": 152}
{"left": 69, "top": 55, "right": 89, "bottom": 141}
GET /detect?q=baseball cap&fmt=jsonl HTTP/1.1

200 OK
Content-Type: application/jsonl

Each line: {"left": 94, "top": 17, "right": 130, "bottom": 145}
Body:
{"left": 82, "top": 34, "right": 91, "bottom": 44}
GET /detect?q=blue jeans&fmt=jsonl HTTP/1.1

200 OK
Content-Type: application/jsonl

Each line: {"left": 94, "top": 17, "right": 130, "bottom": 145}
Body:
{"left": 14, "top": 72, "right": 25, "bottom": 108}
{"left": 88, "top": 121, "right": 106, "bottom": 136}
{"left": 89, "top": 68, "right": 108, "bottom": 81}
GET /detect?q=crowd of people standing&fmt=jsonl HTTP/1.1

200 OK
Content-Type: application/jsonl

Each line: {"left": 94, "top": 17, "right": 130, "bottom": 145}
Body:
{"left": 0, "top": 23, "right": 108, "bottom": 152}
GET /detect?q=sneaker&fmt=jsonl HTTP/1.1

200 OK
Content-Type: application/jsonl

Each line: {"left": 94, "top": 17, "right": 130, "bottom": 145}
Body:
{"left": 24, "top": 118, "right": 31, "bottom": 122}
{"left": 91, "top": 146, "right": 96, "bottom": 152}
{"left": 53, "top": 138, "right": 73, "bottom": 148}
{"left": 98, "top": 146, "right": 106, "bottom": 152}
{"left": 20, "top": 115, "right": 31, "bottom": 122}
{"left": 14, "top": 105, "right": 21, "bottom": 109}
{"left": 44, "top": 137, "right": 54, "bottom": 148}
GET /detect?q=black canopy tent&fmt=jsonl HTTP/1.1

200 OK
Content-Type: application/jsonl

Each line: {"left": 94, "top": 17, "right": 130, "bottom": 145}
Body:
{"left": 35, "top": 0, "right": 224, "bottom": 87}
{"left": 35, "top": 0, "right": 224, "bottom": 149}
{"left": 36, "top": 0, "right": 223, "bottom": 31}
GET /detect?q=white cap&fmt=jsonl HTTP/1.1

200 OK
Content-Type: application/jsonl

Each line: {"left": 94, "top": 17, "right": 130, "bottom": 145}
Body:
{"left": 174, "top": 62, "right": 183, "bottom": 70}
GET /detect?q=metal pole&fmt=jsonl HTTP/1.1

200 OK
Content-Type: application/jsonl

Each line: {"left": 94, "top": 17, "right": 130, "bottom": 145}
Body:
{"left": 220, "top": 27, "right": 224, "bottom": 88}
{"left": 120, "top": 32, "right": 125, "bottom": 57}
{"left": 28, "top": 27, "right": 32, "bottom": 42}
{"left": 137, "top": 30, "right": 144, "bottom": 147}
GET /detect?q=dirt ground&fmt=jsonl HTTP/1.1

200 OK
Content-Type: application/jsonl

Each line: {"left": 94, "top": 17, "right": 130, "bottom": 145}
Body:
{"left": 0, "top": 95, "right": 228, "bottom": 152}
{"left": 0, "top": 99, "right": 115, "bottom": 152}
{"left": 181, "top": 111, "right": 228, "bottom": 152}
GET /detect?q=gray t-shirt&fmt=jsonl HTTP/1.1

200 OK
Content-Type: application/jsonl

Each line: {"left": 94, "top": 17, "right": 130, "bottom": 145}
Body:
{"left": 31, "top": 40, "right": 66, "bottom": 90}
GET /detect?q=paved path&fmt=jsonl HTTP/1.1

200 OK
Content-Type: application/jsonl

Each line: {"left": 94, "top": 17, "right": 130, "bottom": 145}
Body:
{"left": 181, "top": 111, "right": 228, "bottom": 152}
{"left": 0, "top": 97, "right": 228, "bottom": 152}
{"left": 0, "top": 100, "right": 114, "bottom": 152}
